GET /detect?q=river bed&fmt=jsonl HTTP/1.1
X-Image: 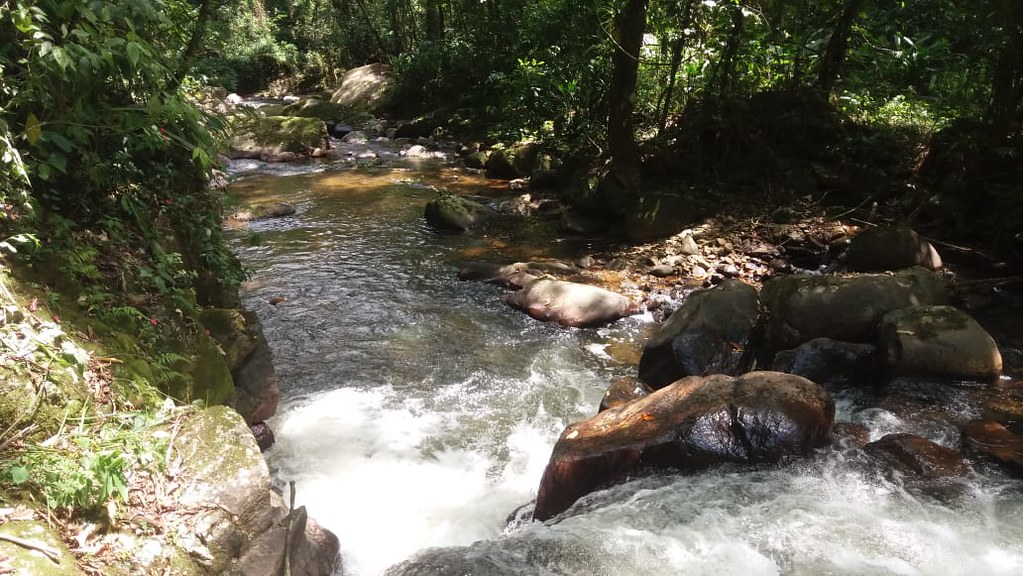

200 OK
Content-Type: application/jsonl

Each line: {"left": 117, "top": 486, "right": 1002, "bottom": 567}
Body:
{"left": 227, "top": 154, "right": 1023, "bottom": 576}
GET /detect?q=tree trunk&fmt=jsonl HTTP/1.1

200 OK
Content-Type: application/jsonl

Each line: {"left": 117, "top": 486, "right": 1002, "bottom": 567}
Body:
{"left": 716, "top": 2, "right": 745, "bottom": 99}
{"left": 989, "top": 0, "right": 1023, "bottom": 134}
{"left": 167, "top": 0, "right": 217, "bottom": 91}
{"left": 425, "top": 0, "right": 444, "bottom": 41}
{"left": 355, "top": 0, "right": 391, "bottom": 58}
{"left": 657, "top": 0, "right": 696, "bottom": 134}
{"left": 817, "top": 0, "right": 866, "bottom": 95}
{"left": 606, "top": 0, "right": 649, "bottom": 201}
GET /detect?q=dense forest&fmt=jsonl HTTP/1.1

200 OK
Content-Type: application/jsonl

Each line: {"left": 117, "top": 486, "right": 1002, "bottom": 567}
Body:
{"left": 1, "top": 0, "right": 1021, "bottom": 573}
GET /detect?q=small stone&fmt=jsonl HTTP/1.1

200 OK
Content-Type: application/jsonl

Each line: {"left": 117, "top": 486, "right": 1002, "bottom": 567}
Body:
{"left": 577, "top": 256, "right": 596, "bottom": 269}
{"left": 607, "top": 259, "right": 629, "bottom": 271}
{"left": 649, "top": 265, "right": 675, "bottom": 277}
{"left": 679, "top": 233, "right": 700, "bottom": 256}
{"left": 721, "top": 264, "right": 740, "bottom": 277}
{"left": 691, "top": 265, "right": 707, "bottom": 278}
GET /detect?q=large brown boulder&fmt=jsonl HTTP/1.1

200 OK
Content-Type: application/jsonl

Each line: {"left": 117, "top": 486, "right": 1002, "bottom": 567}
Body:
{"left": 879, "top": 305, "right": 1002, "bottom": 382}
{"left": 638, "top": 280, "right": 760, "bottom": 389}
{"left": 844, "top": 227, "right": 942, "bottom": 272}
{"left": 533, "top": 371, "right": 834, "bottom": 521}
{"left": 330, "top": 62, "right": 393, "bottom": 111}
{"left": 760, "top": 267, "right": 948, "bottom": 350}
{"left": 503, "top": 278, "right": 641, "bottom": 328}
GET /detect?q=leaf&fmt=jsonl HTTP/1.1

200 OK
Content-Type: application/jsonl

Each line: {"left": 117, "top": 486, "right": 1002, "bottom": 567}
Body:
{"left": 25, "top": 113, "right": 41, "bottom": 145}
{"left": 47, "top": 132, "right": 74, "bottom": 152}
{"left": 51, "top": 46, "right": 70, "bottom": 71}
{"left": 126, "top": 42, "right": 141, "bottom": 67}
{"left": 10, "top": 465, "right": 29, "bottom": 484}
{"left": 48, "top": 152, "right": 68, "bottom": 173}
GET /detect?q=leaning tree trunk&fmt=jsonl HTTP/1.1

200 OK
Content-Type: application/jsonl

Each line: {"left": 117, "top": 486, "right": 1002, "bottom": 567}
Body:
{"left": 817, "top": 0, "right": 866, "bottom": 96}
{"left": 657, "top": 0, "right": 696, "bottom": 134}
{"left": 606, "top": 0, "right": 649, "bottom": 204}
{"left": 167, "top": 0, "right": 217, "bottom": 91}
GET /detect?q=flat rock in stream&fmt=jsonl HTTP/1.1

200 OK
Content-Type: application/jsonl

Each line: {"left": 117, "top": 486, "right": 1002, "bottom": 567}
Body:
{"left": 533, "top": 371, "right": 834, "bottom": 521}
{"left": 457, "top": 262, "right": 540, "bottom": 289}
{"left": 503, "top": 278, "right": 641, "bottom": 328}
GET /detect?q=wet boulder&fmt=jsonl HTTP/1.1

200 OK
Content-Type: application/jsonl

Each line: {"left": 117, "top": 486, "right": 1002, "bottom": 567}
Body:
{"left": 503, "top": 278, "right": 641, "bottom": 328}
{"left": 457, "top": 262, "right": 539, "bottom": 290}
{"left": 638, "top": 280, "right": 760, "bottom": 389}
{"left": 423, "top": 194, "right": 496, "bottom": 232}
{"left": 230, "top": 203, "right": 297, "bottom": 222}
{"left": 961, "top": 420, "right": 1023, "bottom": 475}
{"left": 232, "top": 342, "right": 281, "bottom": 425}
{"left": 760, "top": 267, "right": 948, "bottom": 350}
{"left": 879, "top": 305, "right": 1002, "bottom": 382}
{"left": 844, "top": 227, "right": 942, "bottom": 272}
{"left": 771, "top": 338, "right": 878, "bottom": 386}
{"left": 598, "top": 376, "right": 653, "bottom": 412}
{"left": 533, "top": 371, "right": 835, "bottom": 521}
{"left": 863, "top": 433, "right": 967, "bottom": 479}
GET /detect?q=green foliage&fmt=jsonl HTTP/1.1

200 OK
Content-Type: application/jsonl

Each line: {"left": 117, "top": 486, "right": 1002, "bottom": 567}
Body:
{"left": 2, "top": 408, "right": 174, "bottom": 517}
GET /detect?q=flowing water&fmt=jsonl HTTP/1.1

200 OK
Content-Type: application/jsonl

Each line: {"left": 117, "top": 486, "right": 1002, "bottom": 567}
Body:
{"left": 227, "top": 153, "right": 1023, "bottom": 576}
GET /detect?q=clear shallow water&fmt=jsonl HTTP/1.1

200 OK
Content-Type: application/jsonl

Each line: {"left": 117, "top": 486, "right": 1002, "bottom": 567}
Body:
{"left": 228, "top": 160, "right": 1023, "bottom": 576}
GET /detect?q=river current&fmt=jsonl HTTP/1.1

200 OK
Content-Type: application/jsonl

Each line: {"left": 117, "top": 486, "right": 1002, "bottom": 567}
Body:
{"left": 227, "top": 154, "right": 1023, "bottom": 576}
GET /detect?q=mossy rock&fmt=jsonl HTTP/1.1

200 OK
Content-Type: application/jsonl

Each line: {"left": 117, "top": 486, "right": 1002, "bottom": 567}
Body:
{"left": 0, "top": 520, "right": 83, "bottom": 575}
{"left": 227, "top": 115, "right": 329, "bottom": 158}
{"left": 424, "top": 194, "right": 496, "bottom": 232}
{"left": 174, "top": 406, "right": 278, "bottom": 574}
{"left": 161, "top": 331, "right": 235, "bottom": 407}
{"left": 330, "top": 62, "right": 393, "bottom": 112}
{"left": 198, "top": 308, "right": 259, "bottom": 372}
{"left": 282, "top": 97, "right": 372, "bottom": 128}
{"left": 485, "top": 143, "right": 542, "bottom": 179}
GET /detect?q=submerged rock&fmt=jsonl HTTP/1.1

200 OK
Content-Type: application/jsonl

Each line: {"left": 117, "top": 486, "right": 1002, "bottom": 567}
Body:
{"left": 771, "top": 337, "right": 878, "bottom": 386}
{"left": 638, "top": 280, "right": 760, "bottom": 389}
{"left": 879, "top": 305, "right": 1002, "bottom": 382}
{"left": 844, "top": 227, "right": 942, "bottom": 272}
{"left": 533, "top": 371, "right": 834, "bottom": 521}
{"left": 423, "top": 194, "right": 496, "bottom": 232}
{"left": 961, "top": 420, "right": 1023, "bottom": 475}
{"left": 503, "top": 278, "right": 641, "bottom": 328}
{"left": 760, "top": 267, "right": 948, "bottom": 350}
{"left": 230, "top": 202, "right": 297, "bottom": 222}
{"left": 863, "top": 433, "right": 967, "bottom": 479}
{"left": 457, "top": 262, "right": 539, "bottom": 289}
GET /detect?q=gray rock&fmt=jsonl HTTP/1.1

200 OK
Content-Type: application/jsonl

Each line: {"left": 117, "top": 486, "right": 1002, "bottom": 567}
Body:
{"left": 879, "top": 305, "right": 1002, "bottom": 381}
{"left": 598, "top": 376, "right": 652, "bottom": 412}
{"left": 638, "top": 280, "right": 760, "bottom": 389}
{"left": 760, "top": 267, "right": 948, "bottom": 350}
{"left": 534, "top": 371, "right": 835, "bottom": 520}
{"left": 174, "top": 407, "right": 340, "bottom": 575}
{"left": 503, "top": 278, "right": 641, "bottom": 328}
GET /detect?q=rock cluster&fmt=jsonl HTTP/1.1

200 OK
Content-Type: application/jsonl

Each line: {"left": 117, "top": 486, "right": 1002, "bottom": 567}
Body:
{"left": 528, "top": 230, "right": 1016, "bottom": 521}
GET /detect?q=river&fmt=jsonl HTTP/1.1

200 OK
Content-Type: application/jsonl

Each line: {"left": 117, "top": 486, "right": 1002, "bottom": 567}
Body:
{"left": 226, "top": 151, "right": 1023, "bottom": 576}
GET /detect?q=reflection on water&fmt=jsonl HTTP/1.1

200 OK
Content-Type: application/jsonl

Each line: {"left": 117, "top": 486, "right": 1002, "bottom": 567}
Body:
{"left": 229, "top": 159, "right": 1023, "bottom": 576}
